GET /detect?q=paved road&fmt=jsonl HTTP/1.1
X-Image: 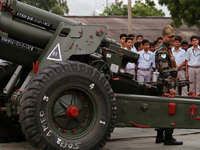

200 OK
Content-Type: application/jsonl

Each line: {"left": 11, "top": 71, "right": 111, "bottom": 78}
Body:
{"left": 1, "top": 128, "right": 200, "bottom": 150}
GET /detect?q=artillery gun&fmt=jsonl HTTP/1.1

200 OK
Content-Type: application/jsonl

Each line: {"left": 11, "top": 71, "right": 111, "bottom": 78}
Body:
{"left": 0, "top": 0, "right": 200, "bottom": 149}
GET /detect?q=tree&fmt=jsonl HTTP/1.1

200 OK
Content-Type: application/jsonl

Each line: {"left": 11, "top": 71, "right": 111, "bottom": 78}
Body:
{"left": 158, "top": 0, "right": 200, "bottom": 28}
{"left": 20, "top": 0, "right": 69, "bottom": 15}
{"left": 100, "top": 0, "right": 165, "bottom": 17}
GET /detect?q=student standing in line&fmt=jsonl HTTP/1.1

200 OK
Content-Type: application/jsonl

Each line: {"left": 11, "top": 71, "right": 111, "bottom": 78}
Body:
{"left": 181, "top": 41, "right": 189, "bottom": 51}
{"left": 186, "top": 36, "right": 200, "bottom": 95}
{"left": 172, "top": 36, "right": 188, "bottom": 96}
{"left": 125, "top": 37, "right": 136, "bottom": 78}
{"left": 120, "top": 34, "right": 127, "bottom": 49}
{"left": 136, "top": 35, "right": 143, "bottom": 42}
{"left": 136, "top": 39, "right": 154, "bottom": 82}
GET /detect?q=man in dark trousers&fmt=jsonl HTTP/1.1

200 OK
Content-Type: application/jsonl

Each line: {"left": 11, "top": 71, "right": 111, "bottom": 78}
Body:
{"left": 155, "top": 25, "right": 183, "bottom": 145}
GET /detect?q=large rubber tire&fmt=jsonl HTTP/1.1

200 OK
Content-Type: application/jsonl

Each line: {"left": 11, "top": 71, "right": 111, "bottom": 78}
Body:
{"left": 20, "top": 61, "right": 116, "bottom": 150}
{"left": 0, "top": 62, "right": 25, "bottom": 143}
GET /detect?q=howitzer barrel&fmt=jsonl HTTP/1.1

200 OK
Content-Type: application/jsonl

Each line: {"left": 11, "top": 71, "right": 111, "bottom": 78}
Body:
{"left": 0, "top": 0, "right": 119, "bottom": 67}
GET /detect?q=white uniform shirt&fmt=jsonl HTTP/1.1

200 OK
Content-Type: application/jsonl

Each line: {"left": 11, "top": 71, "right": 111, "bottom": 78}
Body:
{"left": 137, "top": 50, "right": 154, "bottom": 69}
{"left": 0, "top": 59, "right": 3, "bottom": 63}
{"left": 126, "top": 47, "right": 138, "bottom": 69}
{"left": 172, "top": 47, "right": 186, "bottom": 68}
{"left": 186, "top": 45, "right": 200, "bottom": 66}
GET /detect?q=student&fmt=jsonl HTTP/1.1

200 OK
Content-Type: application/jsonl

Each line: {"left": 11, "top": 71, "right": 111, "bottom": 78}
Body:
{"left": 134, "top": 42, "right": 143, "bottom": 52}
{"left": 186, "top": 35, "right": 200, "bottom": 95}
{"left": 157, "top": 37, "right": 163, "bottom": 46}
{"left": 149, "top": 42, "right": 156, "bottom": 53}
{"left": 127, "top": 34, "right": 137, "bottom": 52}
{"left": 125, "top": 37, "right": 136, "bottom": 77}
{"left": 136, "top": 35, "right": 143, "bottom": 42}
{"left": 172, "top": 36, "right": 188, "bottom": 96}
{"left": 120, "top": 34, "right": 127, "bottom": 49}
{"left": 149, "top": 42, "right": 157, "bottom": 81}
{"left": 136, "top": 39, "right": 154, "bottom": 82}
{"left": 181, "top": 41, "right": 189, "bottom": 51}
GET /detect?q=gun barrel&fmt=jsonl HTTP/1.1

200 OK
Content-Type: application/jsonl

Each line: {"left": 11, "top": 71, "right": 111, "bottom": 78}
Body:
{"left": 0, "top": 0, "right": 119, "bottom": 67}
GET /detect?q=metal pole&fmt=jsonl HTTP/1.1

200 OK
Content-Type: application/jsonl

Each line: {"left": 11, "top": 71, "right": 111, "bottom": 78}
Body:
{"left": 128, "top": 0, "right": 133, "bottom": 34}
{"left": 106, "top": 0, "right": 108, "bottom": 8}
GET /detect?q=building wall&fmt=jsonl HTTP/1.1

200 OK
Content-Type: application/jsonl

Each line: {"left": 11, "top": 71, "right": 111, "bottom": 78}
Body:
{"left": 66, "top": 16, "right": 200, "bottom": 43}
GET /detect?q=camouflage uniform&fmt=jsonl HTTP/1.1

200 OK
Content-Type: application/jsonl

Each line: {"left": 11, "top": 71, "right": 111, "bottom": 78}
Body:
{"left": 155, "top": 25, "right": 182, "bottom": 145}
{"left": 155, "top": 42, "right": 177, "bottom": 95}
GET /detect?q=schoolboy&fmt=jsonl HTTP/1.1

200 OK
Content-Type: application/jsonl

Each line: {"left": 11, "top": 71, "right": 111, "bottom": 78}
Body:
{"left": 172, "top": 36, "right": 188, "bottom": 96}
{"left": 136, "top": 39, "right": 154, "bottom": 82}
{"left": 120, "top": 34, "right": 127, "bottom": 49}
{"left": 186, "top": 36, "right": 200, "bottom": 95}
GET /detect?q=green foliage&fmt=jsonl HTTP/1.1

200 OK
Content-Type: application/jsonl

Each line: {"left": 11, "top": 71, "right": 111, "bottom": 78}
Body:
{"left": 20, "top": 0, "right": 69, "bottom": 15}
{"left": 159, "top": 0, "right": 200, "bottom": 28}
{"left": 100, "top": 0, "right": 165, "bottom": 17}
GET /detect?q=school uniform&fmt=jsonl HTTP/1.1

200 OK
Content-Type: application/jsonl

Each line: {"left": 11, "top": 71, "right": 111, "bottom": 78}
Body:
{"left": 125, "top": 46, "right": 138, "bottom": 78}
{"left": 172, "top": 47, "right": 188, "bottom": 96}
{"left": 137, "top": 49, "right": 154, "bottom": 82}
{"left": 186, "top": 45, "right": 200, "bottom": 95}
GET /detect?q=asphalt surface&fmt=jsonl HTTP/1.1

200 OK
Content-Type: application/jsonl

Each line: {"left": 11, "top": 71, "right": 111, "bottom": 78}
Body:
{"left": 0, "top": 128, "right": 200, "bottom": 150}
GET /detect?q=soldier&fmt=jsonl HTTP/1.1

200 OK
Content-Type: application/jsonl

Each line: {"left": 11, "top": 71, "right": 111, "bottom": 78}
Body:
{"left": 155, "top": 25, "right": 183, "bottom": 145}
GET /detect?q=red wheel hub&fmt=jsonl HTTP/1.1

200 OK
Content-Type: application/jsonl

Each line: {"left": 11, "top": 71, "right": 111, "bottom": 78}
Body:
{"left": 67, "top": 106, "right": 79, "bottom": 119}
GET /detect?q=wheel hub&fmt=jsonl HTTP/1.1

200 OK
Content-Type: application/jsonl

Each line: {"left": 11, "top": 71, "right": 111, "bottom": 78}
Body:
{"left": 67, "top": 105, "right": 79, "bottom": 119}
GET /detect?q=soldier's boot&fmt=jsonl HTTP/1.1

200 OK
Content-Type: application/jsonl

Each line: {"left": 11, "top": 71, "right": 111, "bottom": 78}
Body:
{"left": 164, "top": 129, "right": 183, "bottom": 145}
{"left": 155, "top": 128, "right": 164, "bottom": 143}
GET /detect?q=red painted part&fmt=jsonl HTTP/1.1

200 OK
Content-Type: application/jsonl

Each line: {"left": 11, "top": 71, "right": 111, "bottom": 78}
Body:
{"left": 196, "top": 117, "right": 200, "bottom": 120}
{"left": 125, "top": 101, "right": 127, "bottom": 104}
{"left": 190, "top": 104, "right": 197, "bottom": 118}
{"left": 146, "top": 85, "right": 151, "bottom": 89}
{"left": 85, "top": 115, "right": 88, "bottom": 118}
{"left": 163, "top": 93, "right": 169, "bottom": 97}
{"left": 0, "top": 30, "right": 1, "bottom": 33}
{"left": 55, "top": 124, "right": 58, "bottom": 128}
{"left": 32, "top": 61, "right": 39, "bottom": 73}
{"left": 11, "top": 11, "right": 13, "bottom": 14}
{"left": 80, "top": 96, "right": 84, "bottom": 99}
{"left": 98, "top": 29, "right": 103, "bottom": 33}
{"left": 131, "top": 122, "right": 149, "bottom": 128}
{"left": 84, "top": 105, "right": 88, "bottom": 108}
{"left": 104, "top": 48, "right": 109, "bottom": 51}
{"left": 67, "top": 106, "right": 79, "bottom": 119}
{"left": 169, "top": 103, "right": 176, "bottom": 115}
{"left": 169, "top": 95, "right": 175, "bottom": 98}
{"left": 63, "top": 130, "right": 67, "bottom": 133}
{"left": 72, "top": 129, "right": 76, "bottom": 132}
{"left": 114, "top": 94, "right": 117, "bottom": 97}
{"left": 3, "top": 88, "right": 6, "bottom": 91}
{"left": 189, "top": 92, "right": 197, "bottom": 99}
{"left": 90, "top": 35, "right": 93, "bottom": 38}
{"left": 113, "top": 78, "right": 119, "bottom": 81}
{"left": 0, "top": 1, "right": 3, "bottom": 12}
{"left": 118, "top": 50, "right": 122, "bottom": 53}
{"left": 120, "top": 54, "right": 123, "bottom": 57}
{"left": 19, "top": 90, "right": 23, "bottom": 93}
{"left": 80, "top": 124, "right": 84, "bottom": 127}
{"left": 171, "top": 123, "right": 176, "bottom": 126}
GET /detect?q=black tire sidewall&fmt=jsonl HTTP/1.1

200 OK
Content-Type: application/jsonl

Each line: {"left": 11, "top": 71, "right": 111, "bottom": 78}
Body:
{"left": 22, "top": 62, "right": 114, "bottom": 150}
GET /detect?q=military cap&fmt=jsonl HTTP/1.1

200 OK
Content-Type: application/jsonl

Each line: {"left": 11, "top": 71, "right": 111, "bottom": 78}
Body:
{"left": 162, "top": 25, "right": 175, "bottom": 37}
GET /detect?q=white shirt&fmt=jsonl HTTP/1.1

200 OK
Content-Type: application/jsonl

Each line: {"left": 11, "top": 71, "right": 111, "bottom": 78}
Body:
{"left": 172, "top": 47, "right": 186, "bottom": 68}
{"left": 137, "top": 50, "right": 154, "bottom": 69}
{"left": 186, "top": 45, "right": 200, "bottom": 66}
{"left": 0, "top": 59, "right": 3, "bottom": 63}
{"left": 125, "top": 47, "right": 138, "bottom": 69}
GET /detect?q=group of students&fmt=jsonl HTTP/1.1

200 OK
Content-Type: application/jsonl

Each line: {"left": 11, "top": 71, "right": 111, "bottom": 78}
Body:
{"left": 120, "top": 33, "right": 200, "bottom": 96}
